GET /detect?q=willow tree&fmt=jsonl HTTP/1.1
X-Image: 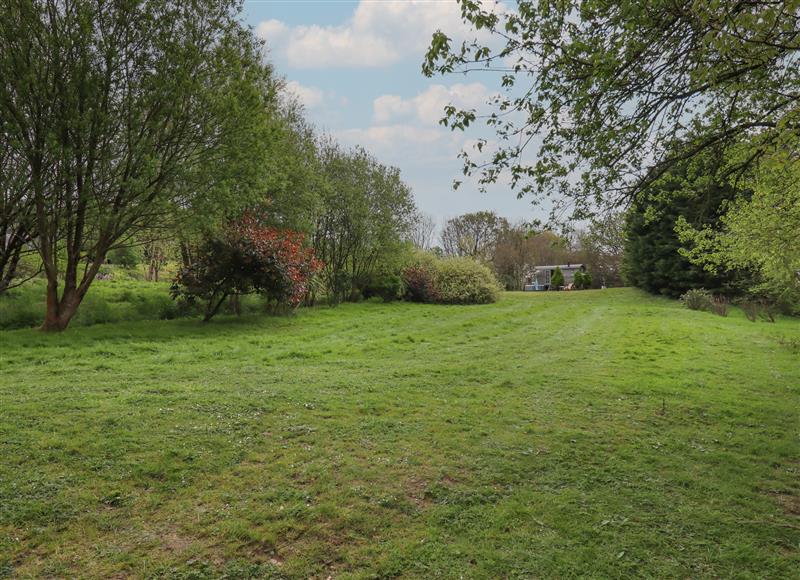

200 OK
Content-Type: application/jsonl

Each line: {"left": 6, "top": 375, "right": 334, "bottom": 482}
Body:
{"left": 0, "top": 0, "right": 277, "bottom": 330}
{"left": 424, "top": 0, "right": 800, "bottom": 221}
{"left": 0, "top": 125, "right": 37, "bottom": 294}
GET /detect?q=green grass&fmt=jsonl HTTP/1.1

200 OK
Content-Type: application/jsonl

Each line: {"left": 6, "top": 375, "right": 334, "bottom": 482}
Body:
{"left": 0, "top": 275, "right": 178, "bottom": 330}
{"left": 0, "top": 289, "right": 798, "bottom": 578}
{"left": 0, "top": 270, "right": 264, "bottom": 330}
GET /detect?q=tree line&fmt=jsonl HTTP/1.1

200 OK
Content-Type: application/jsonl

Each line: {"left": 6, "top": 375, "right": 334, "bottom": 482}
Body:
{"left": 415, "top": 210, "right": 624, "bottom": 291}
{"left": 0, "top": 0, "right": 418, "bottom": 329}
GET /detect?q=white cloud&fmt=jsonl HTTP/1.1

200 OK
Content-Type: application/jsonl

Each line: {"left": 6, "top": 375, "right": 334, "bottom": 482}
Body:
{"left": 373, "top": 95, "right": 413, "bottom": 124}
{"left": 336, "top": 123, "right": 471, "bottom": 172}
{"left": 256, "top": 19, "right": 287, "bottom": 39}
{"left": 284, "top": 80, "right": 324, "bottom": 109}
{"left": 374, "top": 83, "right": 494, "bottom": 125}
{"left": 336, "top": 83, "right": 497, "bottom": 171}
{"left": 256, "top": 19, "right": 289, "bottom": 50}
{"left": 338, "top": 124, "right": 444, "bottom": 152}
{"left": 256, "top": 0, "right": 508, "bottom": 69}
{"left": 284, "top": 24, "right": 398, "bottom": 68}
{"left": 337, "top": 124, "right": 528, "bottom": 222}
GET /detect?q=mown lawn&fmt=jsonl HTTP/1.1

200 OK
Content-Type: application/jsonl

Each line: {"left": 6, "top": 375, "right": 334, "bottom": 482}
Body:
{"left": 0, "top": 289, "right": 798, "bottom": 578}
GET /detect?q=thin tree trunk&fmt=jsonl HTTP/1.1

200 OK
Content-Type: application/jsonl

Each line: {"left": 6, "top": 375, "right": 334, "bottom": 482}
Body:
{"left": 230, "top": 293, "right": 241, "bottom": 316}
{"left": 0, "top": 246, "right": 22, "bottom": 294}
{"left": 180, "top": 242, "right": 193, "bottom": 269}
{"left": 203, "top": 292, "right": 228, "bottom": 322}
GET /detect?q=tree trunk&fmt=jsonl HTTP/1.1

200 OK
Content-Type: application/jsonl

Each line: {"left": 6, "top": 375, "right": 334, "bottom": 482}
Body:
{"left": 41, "top": 278, "right": 62, "bottom": 331}
{"left": 41, "top": 284, "right": 86, "bottom": 331}
{"left": 0, "top": 234, "right": 25, "bottom": 295}
{"left": 40, "top": 258, "right": 104, "bottom": 332}
{"left": 203, "top": 292, "right": 228, "bottom": 322}
{"left": 230, "top": 293, "right": 241, "bottom": 316}
{"left": 0, "top": 252, "right": 20, "bottom": 294}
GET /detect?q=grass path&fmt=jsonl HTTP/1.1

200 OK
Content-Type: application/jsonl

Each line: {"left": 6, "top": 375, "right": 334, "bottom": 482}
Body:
{"left": 0, "top": 289, "right": 798, "bottom": 577}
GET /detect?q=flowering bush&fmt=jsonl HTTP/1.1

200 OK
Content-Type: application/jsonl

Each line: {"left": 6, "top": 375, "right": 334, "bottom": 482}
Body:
{"left": 172, "top": 216, "right": 322, "bottom": 321}
{"left": 403, "top": 263, "right": 440, "bottom": 303}
{"left": 403, "top": 253, "right": 500, "bottom": 305}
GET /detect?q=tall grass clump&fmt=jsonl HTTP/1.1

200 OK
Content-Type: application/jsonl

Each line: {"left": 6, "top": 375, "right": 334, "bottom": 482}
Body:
{"left": 680, "top": 288, "right": 711, "bottom": 311}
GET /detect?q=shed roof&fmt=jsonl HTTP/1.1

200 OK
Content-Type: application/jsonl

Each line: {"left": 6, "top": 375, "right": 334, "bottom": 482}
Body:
{"left": 533, "top": 264, "right": 584, "bottom": 271}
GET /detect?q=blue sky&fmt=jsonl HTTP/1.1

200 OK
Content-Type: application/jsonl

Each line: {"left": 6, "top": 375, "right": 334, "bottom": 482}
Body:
{"left": 241, "top": 0, "right": 542, "bottom": 225}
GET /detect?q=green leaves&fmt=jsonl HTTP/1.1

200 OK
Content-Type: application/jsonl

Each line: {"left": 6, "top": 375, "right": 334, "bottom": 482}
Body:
{"left": 424, "top": 0, "right": 800, "bottom": 224}
{"left": 0, "top": 0, "right": 281, "bottom": 328}
{"left": 679, "top": 153, "right": 800, "bottom": 310}
{"left": 422, "top": 31, "right": 452, "bottom": 76}
{"left": 312, "top": 142, "right": 416, "bottom": 304}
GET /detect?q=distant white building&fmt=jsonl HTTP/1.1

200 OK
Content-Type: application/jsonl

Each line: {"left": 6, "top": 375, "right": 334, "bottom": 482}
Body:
{"left": 523, "top": 263, "right": 585, "bottom": 291}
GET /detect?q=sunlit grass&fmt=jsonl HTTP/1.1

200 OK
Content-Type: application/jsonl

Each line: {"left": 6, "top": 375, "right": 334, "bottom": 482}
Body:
{"left": 1, "top": 289, "right": 798, "bottom": 577}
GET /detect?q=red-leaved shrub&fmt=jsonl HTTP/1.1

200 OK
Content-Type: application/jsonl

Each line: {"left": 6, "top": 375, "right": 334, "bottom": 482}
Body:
{"left": 403, "top": 264, "right": 440, "bottom": 303}
{"left": 173, "top": 216, "right": 322, "bottom": 321}
{"left": 232, "top": 216, "right": 322, "bottom": 307}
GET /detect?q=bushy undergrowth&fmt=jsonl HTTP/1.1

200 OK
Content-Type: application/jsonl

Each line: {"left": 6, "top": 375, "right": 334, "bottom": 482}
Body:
{"left": 361, "top": 271, "right": 405, "bottom": 302}
{"left": 573, "top": 270, "right": 593, "bottom": 290}
{"left": 680, "top": 287, "right": 785, "bottom": 321}
{"left": 709, "top": 294, "right": 730, "bottom": 317}
{"left": 680, "top": 288, "right": 712, "bottom": 311}
{"left": 403, "top": 253, "right": 501, "bottom": 305}
{"left": 403, "top": 263, "right": 440, "bottom": 303}
{"left": 738, "top": 298, "right": 780, "bottom": 323}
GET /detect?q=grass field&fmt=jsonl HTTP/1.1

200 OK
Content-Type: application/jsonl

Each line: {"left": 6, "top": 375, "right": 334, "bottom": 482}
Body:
{"left": 1, "top": 289, "right": 798, "bottom": 578}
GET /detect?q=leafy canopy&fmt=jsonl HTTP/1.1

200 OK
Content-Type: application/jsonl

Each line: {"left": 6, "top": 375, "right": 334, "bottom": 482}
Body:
{"left": 424, "top": 0, "right": 800, "bottom": 221}
{"left": 440, "top": 211, "right": 506, "bottom": 262}
{"left": 312, "top": 143, "right": 416, "bottom": 303}
{"left": 622, "top": 144, "right": 746, "bottom": 298}
{"left": 677, "top": 153, "right": 800, "bottom": 309}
